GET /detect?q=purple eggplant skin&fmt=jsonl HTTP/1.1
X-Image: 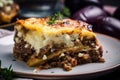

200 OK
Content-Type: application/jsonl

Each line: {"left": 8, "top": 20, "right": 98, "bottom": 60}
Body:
{"left": 65, "top": 0, "right": 102, "bottom": 15}
{"left": 96, "top": 17, "right": 120, "bottom": 39}
{"left": 71, "top": 6, "right": 107, "bottom": 24}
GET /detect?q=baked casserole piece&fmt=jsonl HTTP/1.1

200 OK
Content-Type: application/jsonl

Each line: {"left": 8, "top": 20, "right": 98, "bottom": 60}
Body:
{"left": 0, "top": 0, "right": 19, "bottom": 24}
{"left": 13, "top": 18, "right": 104, "bottom": 71}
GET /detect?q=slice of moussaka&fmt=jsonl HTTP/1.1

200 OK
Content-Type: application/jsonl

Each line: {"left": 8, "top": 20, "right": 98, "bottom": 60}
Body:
{"left": 13, "top": 18, "right": 104, "bottom": 71}
{"left": 0, "top": 0, "right": 19, "bottom": 24}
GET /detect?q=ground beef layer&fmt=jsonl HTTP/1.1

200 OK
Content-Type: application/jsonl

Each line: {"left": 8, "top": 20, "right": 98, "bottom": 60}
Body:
{"left": 13, "top": 37, "right": 104, "bottom": 71}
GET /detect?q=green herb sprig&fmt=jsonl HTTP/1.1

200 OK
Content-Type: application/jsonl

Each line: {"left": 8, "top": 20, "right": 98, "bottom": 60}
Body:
{"left": 0, "top": 60, "right": 13, "bottom": 80}
{"left": 62, "top": 7, "right": 71, "bottom": 17}
{"left": 47, "top": 12, "right": 63, "bottom": 25}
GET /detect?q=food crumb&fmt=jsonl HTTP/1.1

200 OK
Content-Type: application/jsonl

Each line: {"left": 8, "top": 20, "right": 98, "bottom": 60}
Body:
{"left": 106, "top": 50, "right": 108, "bottom": 53}
{"left": 51, "top": 71, "right": 54, "bottom": 73}
{"left": 33, "top": 68, "right": 40, "bottom": 73}
{"left": 12, "top": 59, "right": 16, "bottom": 61}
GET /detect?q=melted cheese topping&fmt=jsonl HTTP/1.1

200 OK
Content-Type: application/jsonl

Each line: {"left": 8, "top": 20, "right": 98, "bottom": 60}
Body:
{"left": 15, "top": 18, "right": 97, "bottom": 54}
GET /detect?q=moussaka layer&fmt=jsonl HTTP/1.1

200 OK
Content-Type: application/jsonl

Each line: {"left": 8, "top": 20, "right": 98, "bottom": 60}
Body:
{"left": 13, "top": 18, "right": 104, "bottom": 71}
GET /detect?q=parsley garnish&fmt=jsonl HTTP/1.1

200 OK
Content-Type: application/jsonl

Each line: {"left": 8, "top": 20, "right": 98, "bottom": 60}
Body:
{"left": 47, "top": 12, "right": 63, "bottom": 25}
{"left": 62, "top": 7, "right": 71, "bottom": 17}
{"left": 0, "top": 60, "right": 13, "bottom": 80}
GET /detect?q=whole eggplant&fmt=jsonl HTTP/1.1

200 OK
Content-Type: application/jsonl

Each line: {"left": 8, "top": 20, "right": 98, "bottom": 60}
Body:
{"left": 96, "top": 17, "right": 120, "bottom": 39}
{"left": 71, "top": 6, "right": 107, "bottom": 31}
{"left": 65, "top": 0, "right": 102, "bottom": 15}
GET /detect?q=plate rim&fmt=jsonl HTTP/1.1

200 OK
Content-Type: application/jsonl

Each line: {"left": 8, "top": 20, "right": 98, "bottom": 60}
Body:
{"left": 0, "top": 33, "right": 120, "bottom": 79}
{"left": 0, "top": 22, "right": 15, "bottom": 28}
{"left": 14, "top": 63, "right": 120, "bottom": 77}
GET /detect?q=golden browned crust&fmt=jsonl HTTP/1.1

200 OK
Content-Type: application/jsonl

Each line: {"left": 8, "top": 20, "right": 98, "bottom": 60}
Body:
{"left": 16, "top": 18, "right": 91, "bottom": 31}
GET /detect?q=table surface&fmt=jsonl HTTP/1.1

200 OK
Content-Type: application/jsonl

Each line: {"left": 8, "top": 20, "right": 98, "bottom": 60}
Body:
{"left": 87, "top": 68, "right": 120, "bottom": 80}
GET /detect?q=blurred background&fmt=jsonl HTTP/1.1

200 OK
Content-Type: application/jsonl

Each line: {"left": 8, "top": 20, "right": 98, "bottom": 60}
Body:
{"left": 0, "top": 0, "right": 120, "bottom": 39}
{"left": 0, "top": 0, "right": 120, "bottom": 80}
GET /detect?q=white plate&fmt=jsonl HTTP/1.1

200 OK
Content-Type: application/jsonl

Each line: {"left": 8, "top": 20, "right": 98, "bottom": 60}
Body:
{"left": 0, "top": 33, "right": 120, "bottom": 79}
